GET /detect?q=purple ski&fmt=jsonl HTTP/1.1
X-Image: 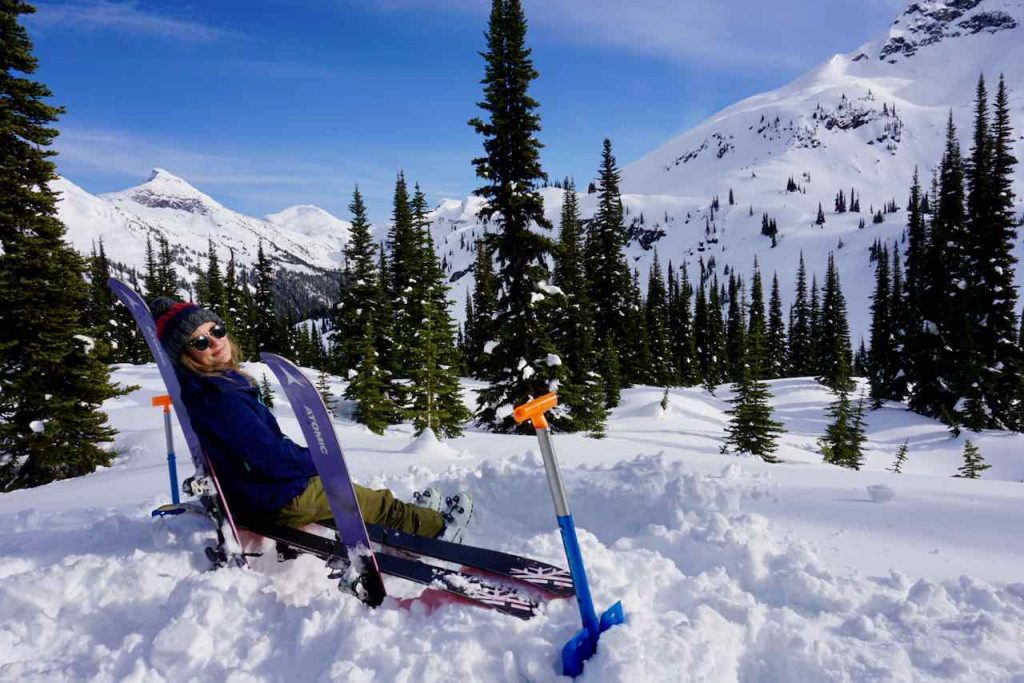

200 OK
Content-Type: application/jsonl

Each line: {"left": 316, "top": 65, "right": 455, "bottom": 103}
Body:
{"left": 260, "top": 352, "right": 386, "bottom": 606}
{"left": 107, "top": 277, "right": 247, "bottom": 567}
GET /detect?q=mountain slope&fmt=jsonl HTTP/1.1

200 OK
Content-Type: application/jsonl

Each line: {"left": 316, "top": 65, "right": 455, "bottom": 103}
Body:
{"left": 428, "top": 0, "right": 1024, "bottom": 341}
{"left": 56, "top": 169, "right": 351, "bottom": 280}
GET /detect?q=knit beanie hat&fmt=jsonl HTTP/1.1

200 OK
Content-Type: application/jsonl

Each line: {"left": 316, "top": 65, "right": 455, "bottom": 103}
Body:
{"left": 150, "top": 297, "right": 225, "bottom": 364}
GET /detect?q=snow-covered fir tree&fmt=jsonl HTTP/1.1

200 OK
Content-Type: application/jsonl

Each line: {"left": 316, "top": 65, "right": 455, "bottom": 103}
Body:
{"left": 468, "top": 0, "right": 560, "bottom": 433}
{"left": 819, "top": 389, "right": 867, "bottom": 470}
{"left": 550, "top": 180, "right": 607, "bottom": 434}
{"left": 0, "top": 2, "right": 128, "bottom": 490}
{"left": 404, "top": 184, "right": 472, "bottom": 438}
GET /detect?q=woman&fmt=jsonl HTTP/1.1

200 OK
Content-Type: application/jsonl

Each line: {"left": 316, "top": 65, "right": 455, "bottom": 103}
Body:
{"left": 150, "top": 297, "right": 471, "bottom": 542}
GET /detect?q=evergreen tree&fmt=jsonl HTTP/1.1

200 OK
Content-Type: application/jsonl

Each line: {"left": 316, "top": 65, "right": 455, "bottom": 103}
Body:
{"left": 598, "top": 335, "right": 622, "bottom": 408}
{"left": 909, "top": 114, "right": 965, "bottom": 425}
{"left": 0, "top": 2, "right": 127, "bottom": 490}
{"left": 788, "top": 253, "right": 813, "bottom": 376}
{"left": 386, "top": 172, "right": 421, "bottom": 404}
{"left": 816, "top": 253, "right": 854, "bottom": 392}
{"left": 721, "top": 362, "right": 784, "bottom": 463}
{"left": 550, "top": 180, "right": 606, "bottom": 433}
{"left": 815, "top": 202, "right": 826, "bottom": 225}
{"left": 86, "top": 241, "right": 117, "bottom": 364}
{"left": 204, "top": 240, "right": 225, "bottom": 318}
{"left": 819, "top": 389, "right": 866, "bottom": 470}
{"left": 808, "top": 274, "right": 821, "bottom": 375}
{"left": 766, "top": 273, "right": 787, "bottom": 379}
{"left": 725, "top": 273, "right": 747, "bottom": 381}
{"left": 405, "top": 184, "right": 472, "bottom": 438}
{"left": 466, "top": 233, "right": 497, "bottom": 378}
{"left": 889, "top": 247, "right": 909, "bottom": 400}
{"left": 672, "top": 263, "right": 699, "bottom": 386}
{"left": 143, "top": 235, "right": 159, "bottom": 296}
{"left": 222, "top": 249, "right": 251, "bottom": 356}
{"left": 315, "top": 369, "right": 334, "bottom": 413}
{"left": 157, "top": 235, "right": 176, "bottom": 297}
{"left": 954, "top": 439, "right": 989, "bottom": 479}
{"left": 704, "top": 275, "right": 728, "bottom": 391}
{"left": 249, "top": 241, "right": 281, "bottom": 354}
{"left": 887, "top": 439, "right": 909, "bottom": 473}
{"left": 868, "top": 243, "right": 895, "bottom": 407}
{"left": 585, "top": 139, "right": 636, "bottom": 382}
{"left": 644, "top": 251, "right": 673, "bottom": 385}
{"left": 344, "top": 317, "right": 394, "bottom": 434}
{"left": 468, "top": 0, "right": 559, "bottom": 432}
{"left": 259, "top": 373, "right": 275, "bottom": 409}
{"left": 746, "top": 260, "right": 768, "bottom": 381}
{"left": 334, "top": 186, "right": 380, "bottom": 375}
{"left": 976, "top": 75, "right": 1021, "bottom": 429}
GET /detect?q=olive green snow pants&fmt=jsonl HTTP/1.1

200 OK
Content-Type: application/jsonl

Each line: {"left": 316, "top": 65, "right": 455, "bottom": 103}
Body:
{"left": 275, "top": 476, "right": 445, "bottom": 538}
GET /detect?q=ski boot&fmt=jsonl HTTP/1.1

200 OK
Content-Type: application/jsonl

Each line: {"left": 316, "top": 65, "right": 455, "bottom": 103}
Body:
{"left": 412, "top": 486, "right": 445, "bottom": 514}
{"left": 439, "top": 492, "right": 474, "bottom": 544}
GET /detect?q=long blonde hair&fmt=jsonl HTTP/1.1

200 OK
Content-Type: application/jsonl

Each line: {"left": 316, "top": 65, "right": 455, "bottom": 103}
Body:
{"left": 178, "top": 337, "right": 252, "bottom": 383}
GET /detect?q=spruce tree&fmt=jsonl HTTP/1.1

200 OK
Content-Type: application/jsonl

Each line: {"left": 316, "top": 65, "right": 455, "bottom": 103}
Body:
{"left": 157, "top": 235, "right": 176, "bottom": 297}
{"left": 469, "top": 0, "right": 559, "bottom": 432}
{"left": 585, "top": 139, "right": 635, "bottom": 382}
{"left": 259, "top": 373, "right": 275, "bottom": 409}
{"left": 808, "top": 275, "right": 822, "bottom": 376}
{"left": 788, "top": 253, "right": 813, "bottom": 376}
{"left": 405, "top": 184, "right": 472, "bottom": 438}
{"left": 204, "top": 240, "right": 225, "bottom": 318}
{"left": 466, "top": 233, "right": 497, "bottom": 378}
{"left": 143, "top": 236, "right": 159, "bottom": 297}
{"left": 0, "top": 2, "right": 127, "bottom": 489}
{"left": 816, "top": 253, "right": 854, "bottom": 392}
{"left": 315, "top": 369, "right": 334, "bottom": 413}
{"left": 954, "top": 439, "right": 989, "bottom": 479}
{"left": 249, "top": 241, "right": 280, "bottom": 354}
{"left": 910, "top": 114, "right": 965, "bottom": 424}
{"left": 868, "top": 243, "right": 894, "bottom": 407}
{"left": 889, "top": 247, "right": 909, "bottom": 400}
{"left": 86, "top": 241, "right": 117, "bottom": 364}
{"left": 704, "top": 275, "right": 728, "bottom": 391}
{"left": 550, "top": 180, "right": 607, "bottom": 433}
{"left": 979, "top": 76, "right": 1021, "bottom": 429}
{"left": 747, "top": 260, "right": 768, "bottom": 381}
{"left": 819, "top": 389, "right": 866, "bottom": 470}
{"left": 721, "top": 361, "right": 784, "bottom": 463}
{"left": 386, "top": 172, "right": 421, "bottom": 405}
{"left": 725, "top": 273, "right": 747, "bottom": 382}
{"left": 222, "top": 249, "right": 251, "bottom": 357}
{"left": 344, "top": 317, "right": 394, "bottom": 434}
{"left": 672, "top": 263, "right": 699, "bottom": 386}
{"left": 334, "top": 186, "right": 379, "bottom": 375}
{"left": 644, "top": 251, "right": 673, "bottom": 386}
{"left": 766, "top": 273, "right": 787, "bottom": 379}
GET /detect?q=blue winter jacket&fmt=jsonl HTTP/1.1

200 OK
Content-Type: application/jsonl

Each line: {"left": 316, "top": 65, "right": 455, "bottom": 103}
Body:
{"left": 179, "top": 369, "right": 317, "bottom": 518}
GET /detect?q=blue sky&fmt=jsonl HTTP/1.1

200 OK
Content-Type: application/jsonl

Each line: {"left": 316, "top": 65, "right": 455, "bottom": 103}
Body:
{"left": 26, "top": 0, "right": 905, "bottom": 225}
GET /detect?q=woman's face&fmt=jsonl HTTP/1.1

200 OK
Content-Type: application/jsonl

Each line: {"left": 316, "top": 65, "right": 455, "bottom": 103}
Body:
{"left": 186, "top": 321, "right": 231, "bottom": 368}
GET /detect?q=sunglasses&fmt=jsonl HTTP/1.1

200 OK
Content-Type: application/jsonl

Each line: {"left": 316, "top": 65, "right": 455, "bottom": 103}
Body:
{"left": 188, "top": 324, "right": 227, "bottom": 351}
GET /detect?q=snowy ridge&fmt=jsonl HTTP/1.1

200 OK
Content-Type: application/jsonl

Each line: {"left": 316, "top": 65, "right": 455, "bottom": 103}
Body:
{"left": 2, "top": 365, "right": 1024, "bottom": 680}
{"left": 55, "top": 169, "right": 351, "bottom": 280}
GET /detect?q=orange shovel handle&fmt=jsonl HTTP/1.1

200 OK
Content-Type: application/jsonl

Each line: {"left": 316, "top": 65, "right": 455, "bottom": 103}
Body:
{"left": 513, "top": 392, "right": 558, "bottom": 430}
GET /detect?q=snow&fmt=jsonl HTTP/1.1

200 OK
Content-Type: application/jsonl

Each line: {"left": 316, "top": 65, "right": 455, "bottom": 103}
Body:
{"left": 3, "top": 364, "right": 1024, "bottom": 681}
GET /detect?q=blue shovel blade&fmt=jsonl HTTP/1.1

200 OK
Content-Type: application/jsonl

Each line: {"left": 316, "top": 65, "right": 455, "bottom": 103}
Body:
{"left": 561, "top": 600, "right": 625, "bottom": 678}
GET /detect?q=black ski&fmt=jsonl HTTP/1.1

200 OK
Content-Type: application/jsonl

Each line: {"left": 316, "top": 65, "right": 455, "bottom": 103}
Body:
{"left": 241, "top": 520, "right": 540, "bottom": 620}
{"left": 319, "top": 520, "right": 575, "bottom": 598}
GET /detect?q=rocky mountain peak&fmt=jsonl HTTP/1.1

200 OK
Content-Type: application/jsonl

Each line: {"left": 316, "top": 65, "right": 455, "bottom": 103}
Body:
{"left": 106, "top": 168, "right": 222, "bottom": 216}
{"left": 878, "top": 0, "right": 1021, "bottom": 62}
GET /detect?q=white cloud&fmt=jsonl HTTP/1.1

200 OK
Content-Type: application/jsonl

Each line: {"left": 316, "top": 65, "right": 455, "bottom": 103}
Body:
{"left": 29, "top": 1, "right": 228, "bottom": 43}
{"left": 345, "top": 0, "right": 902, "bottom": 70}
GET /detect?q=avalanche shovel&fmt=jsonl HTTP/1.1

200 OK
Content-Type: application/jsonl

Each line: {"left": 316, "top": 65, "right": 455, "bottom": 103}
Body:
{"left": 513, "top": 393, "right": 624, "bottom": 678}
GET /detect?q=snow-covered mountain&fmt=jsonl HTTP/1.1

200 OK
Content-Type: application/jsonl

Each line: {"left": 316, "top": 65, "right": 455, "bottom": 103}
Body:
{"left": 428, "top": 0, "right": 1024, "bottom": 341}
{"left": 53, "top": 1, "right": 1024, "bottom": 339}
{"left": 56, "top": 169, "right": 351, "bottom": 280}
